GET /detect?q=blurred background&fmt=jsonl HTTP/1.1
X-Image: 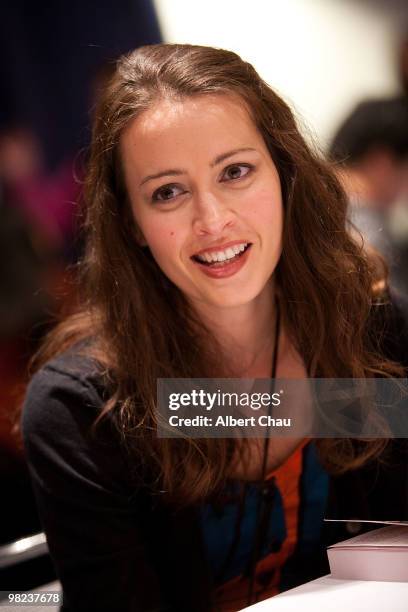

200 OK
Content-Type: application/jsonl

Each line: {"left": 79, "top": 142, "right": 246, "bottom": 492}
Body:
{"left": 1, "top": 0, "right": 407, "bottom": 593}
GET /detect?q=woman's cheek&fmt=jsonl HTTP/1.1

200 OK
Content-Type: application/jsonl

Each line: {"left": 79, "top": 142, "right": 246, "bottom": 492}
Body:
{"left": 144, "top": 223, "right": 180, "bottom": 262}
{"left": 243, "top": 189, "right": 283, "bottom": 228}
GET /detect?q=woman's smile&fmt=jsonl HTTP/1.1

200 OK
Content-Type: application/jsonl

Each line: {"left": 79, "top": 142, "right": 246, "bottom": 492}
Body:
{"left": 191, "top": 241, "right": 253, "bottom": 278}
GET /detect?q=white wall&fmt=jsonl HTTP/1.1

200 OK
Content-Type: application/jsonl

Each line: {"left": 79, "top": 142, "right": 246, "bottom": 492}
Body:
{"left": 153, "top": 0, "right": 403, "bottom": 149}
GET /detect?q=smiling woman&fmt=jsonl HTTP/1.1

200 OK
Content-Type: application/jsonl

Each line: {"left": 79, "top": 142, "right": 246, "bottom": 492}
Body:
{"left": 20, "top": 44, "right": 408, "bottom": 612}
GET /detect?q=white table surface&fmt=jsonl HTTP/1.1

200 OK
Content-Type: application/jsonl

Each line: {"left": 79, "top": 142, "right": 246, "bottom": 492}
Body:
{"left": 240, "top": 575, "right": 408, "bottom": 612}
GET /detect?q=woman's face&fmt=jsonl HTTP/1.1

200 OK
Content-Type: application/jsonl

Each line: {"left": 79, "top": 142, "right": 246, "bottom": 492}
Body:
{"left": 120, "top": 94, "right": 283, "bottom": 311}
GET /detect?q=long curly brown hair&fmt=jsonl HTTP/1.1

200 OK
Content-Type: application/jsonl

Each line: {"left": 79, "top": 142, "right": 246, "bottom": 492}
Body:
{"left": 31, "top": 44, "right": 404, "bottom": 504}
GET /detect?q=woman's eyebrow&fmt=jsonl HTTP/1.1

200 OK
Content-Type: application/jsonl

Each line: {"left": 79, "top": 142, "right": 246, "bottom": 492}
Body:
{"left": 140, "top": 169, "right": 186, "bottom": 187}
{"left": 210, "top": 147, "right": 257, "bottom": 167}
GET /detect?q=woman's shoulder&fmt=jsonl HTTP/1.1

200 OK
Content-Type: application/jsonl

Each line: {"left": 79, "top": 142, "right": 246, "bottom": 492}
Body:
{"left": 30, "top": 342, "right": 106, "bottom": 395}
{"left": 22, "top": 344, "right": 115, "bottom": 463}
{"left": 21, "top": 343, "right": 138, "bottom": 495}
{"left": 23, "top": 344, "right": 106, "bottom": 430}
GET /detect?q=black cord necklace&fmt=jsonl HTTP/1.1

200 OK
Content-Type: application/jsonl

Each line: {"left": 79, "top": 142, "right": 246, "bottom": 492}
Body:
{"left": 246, "top": 297, "right": 281, "bottom": 606}
{"left": 212, "top": 298, "right": 281, "bottom": 604}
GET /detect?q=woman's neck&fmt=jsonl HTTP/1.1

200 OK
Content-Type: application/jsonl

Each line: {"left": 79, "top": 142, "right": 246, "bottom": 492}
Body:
{"left": 191, "top": 281, "right": 277, "bottom": 376}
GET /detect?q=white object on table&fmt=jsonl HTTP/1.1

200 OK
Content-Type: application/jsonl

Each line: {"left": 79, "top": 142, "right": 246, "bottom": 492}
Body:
{"left": 239, "top": 575, "right": 408, "bottom": 611}
{"left": 327, "top": 525, "right": 408, "bottom": 582}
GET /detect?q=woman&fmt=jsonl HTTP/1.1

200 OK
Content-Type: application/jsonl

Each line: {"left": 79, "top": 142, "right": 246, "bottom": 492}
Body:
{"left": 22, "top": 44, "right": 408, "bottom": 612}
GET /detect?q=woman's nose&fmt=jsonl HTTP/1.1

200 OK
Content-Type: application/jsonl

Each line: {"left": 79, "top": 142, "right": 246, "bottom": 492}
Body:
{"left": 192, "top": 193, "right": 235, "bottom": 236}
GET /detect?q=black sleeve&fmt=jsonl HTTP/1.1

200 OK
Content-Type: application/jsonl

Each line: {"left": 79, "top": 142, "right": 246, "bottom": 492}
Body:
{"left": 21, "top": 365, "right": 166, "bottom": 612}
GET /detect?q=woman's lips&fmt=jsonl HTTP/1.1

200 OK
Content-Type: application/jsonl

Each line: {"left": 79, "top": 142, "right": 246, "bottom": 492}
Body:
{"left": 191, "top": 244, "right": 252, "bottom": 279}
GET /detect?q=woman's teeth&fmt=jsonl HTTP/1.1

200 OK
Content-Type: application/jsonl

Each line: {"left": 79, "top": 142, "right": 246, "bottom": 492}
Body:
{"left": 194, "top": 242, "right": 249, "bottom": 265}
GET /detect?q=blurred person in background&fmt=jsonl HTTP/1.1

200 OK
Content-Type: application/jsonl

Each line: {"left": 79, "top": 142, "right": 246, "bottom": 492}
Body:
{"left": 0, "top": 125, "right": 82, "bottom": 590}
{"left": 0, "top": 158, "right": 58, "bottom": 589}
{"left": 329, "top": 98, "right": 408, "bottom": 301}
{"left": 398, "top": 35, "right": 408, "bottom": 96}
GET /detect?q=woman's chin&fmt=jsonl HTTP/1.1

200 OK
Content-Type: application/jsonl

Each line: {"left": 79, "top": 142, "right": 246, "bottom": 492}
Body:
{"left": 191, "top": 286, "right": 269, "bottom": 311}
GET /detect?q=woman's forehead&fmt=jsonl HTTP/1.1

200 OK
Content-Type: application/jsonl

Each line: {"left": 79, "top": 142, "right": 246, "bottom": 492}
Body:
{"left": 120, "top": 94, "right": 264, "bottom": 167}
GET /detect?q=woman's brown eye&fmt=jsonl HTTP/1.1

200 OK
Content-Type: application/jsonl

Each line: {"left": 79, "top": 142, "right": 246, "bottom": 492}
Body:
{"left": 152, "top": 184, "right": 184, "bottom": 202}
{"left": 222, "top": 164, "right": 252, "bottom": 181}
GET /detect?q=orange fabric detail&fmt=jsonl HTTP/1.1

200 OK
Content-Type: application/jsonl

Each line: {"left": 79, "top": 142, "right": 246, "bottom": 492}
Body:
{"left": 214, "top": 440, "right": 308, "bottom": 611}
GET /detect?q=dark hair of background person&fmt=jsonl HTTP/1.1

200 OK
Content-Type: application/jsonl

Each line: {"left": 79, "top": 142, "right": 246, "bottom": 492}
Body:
{"left": 399, "top": 36, "right": 408, "bottom": 95}
{"left": 329, "top": 97, "right": 408, "bottom": 164}
{"left": 27, "top": 44, "right": 405, "bottom": 506}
